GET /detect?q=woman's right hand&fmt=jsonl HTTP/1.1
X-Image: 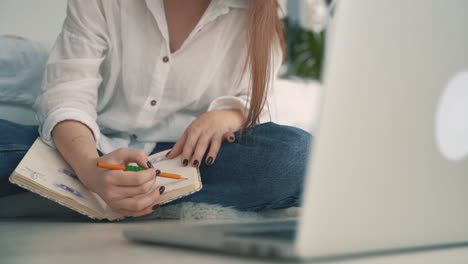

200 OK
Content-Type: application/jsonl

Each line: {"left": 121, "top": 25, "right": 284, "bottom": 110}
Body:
{"left": 76, "top": 148, "right": 164, "bottom": 217}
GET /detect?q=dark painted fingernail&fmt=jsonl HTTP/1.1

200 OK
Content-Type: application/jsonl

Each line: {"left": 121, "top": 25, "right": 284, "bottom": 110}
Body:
{"left": 152, "top": 204, "right": 160, "bottom": 210}
{"left": 193, "top": 160, "right": 199, "bottom": 167}
{"left": 229, "top": 136, "right": 235, "bottom": 141}
{"left": 147, "top": 161, "right": 153, "bottom": 168}
{"left": 165, "top": 151, "right": 171, "bottom": 158}
{"left": 183, "top": 159, "right": 189, "bottom": 166}
{"left": 206, "top": 157, "right": 214, "bottom": 166}
{"left": 155, "top": 170, "right": 160, "bottom": 176}
{"left": 159, "top": 186, "right": 165, "bottom": 194}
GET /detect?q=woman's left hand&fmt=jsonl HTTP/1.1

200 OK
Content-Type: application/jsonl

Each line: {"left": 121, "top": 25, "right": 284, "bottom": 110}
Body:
{"left": 166, "top": 109, "right": 244, "bottom": 167}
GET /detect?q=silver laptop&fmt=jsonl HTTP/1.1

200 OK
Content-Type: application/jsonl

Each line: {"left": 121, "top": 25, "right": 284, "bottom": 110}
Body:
{"left": 123, "top": 0, "right": 468, "bottom": 260}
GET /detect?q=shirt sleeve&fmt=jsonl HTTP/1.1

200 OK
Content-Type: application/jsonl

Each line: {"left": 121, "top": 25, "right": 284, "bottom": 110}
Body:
{"left": 34, "top": 0, "right": 109, "bottom": 147}
{"left": 207, "top": 40, "right": 283, "bottom": 124}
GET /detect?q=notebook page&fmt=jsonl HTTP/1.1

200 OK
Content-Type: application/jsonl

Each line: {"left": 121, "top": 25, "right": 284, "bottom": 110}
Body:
{"left": 11, "top": 138, "right": 105, "bottom": 216}
{"left": 148, "top": 149, "right": 201, "bottom": 194}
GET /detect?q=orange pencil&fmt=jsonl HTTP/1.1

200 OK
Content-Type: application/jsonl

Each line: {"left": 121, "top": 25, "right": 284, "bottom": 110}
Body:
{"left": 97, "top": 162, "right": 186, "bottom": 180}
{"left": 158, "top": 172, "right": 185, "bottom": 179}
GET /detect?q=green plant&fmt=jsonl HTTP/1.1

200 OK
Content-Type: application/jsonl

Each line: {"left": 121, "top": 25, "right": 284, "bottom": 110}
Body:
{"left": 282, "top": 17, "right": 326, "bottom": 81}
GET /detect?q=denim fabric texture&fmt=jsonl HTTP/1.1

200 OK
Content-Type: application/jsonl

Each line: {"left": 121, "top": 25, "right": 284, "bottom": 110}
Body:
{"left": 0, "top": 119, "right": 312, "bottom": 211}
{"left": 0, "top": 119, "right": 39, "bottom": 196}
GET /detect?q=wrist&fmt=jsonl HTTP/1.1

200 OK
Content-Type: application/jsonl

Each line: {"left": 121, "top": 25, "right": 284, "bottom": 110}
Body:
{"left": 74, "top": 156, "right": 100, "bottom": 187}
{"left": 222, "top": 109, "right": 245, "bottom": 129}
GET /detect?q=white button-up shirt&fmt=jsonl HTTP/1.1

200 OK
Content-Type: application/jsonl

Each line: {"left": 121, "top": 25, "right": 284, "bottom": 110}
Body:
{"left": 35, "top": 0, "right": 281, "bottom": 154}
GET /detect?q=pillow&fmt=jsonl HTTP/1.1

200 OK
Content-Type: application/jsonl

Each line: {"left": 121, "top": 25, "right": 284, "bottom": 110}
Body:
{"left": 0, "top": 36, "right": 48, "bottom": 107}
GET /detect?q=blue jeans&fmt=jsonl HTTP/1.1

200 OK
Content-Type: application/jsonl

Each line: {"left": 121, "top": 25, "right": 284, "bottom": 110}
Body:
{"left": 0, "top": 119, "right": 312, "bottom": 211}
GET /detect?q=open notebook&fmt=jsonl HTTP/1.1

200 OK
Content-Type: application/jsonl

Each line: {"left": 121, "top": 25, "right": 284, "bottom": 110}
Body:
{"left": 9, "top": 138, "right": 202, "bottom": 220}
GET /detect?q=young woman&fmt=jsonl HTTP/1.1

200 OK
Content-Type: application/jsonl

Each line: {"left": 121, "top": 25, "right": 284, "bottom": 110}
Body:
{"left": 0, "top": 0, "right": 311, "bottom": 217}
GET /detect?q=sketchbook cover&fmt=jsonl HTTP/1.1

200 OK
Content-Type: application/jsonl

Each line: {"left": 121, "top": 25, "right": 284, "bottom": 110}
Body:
{"left": 9, "top": 138, "right": 202, "bottom": 220}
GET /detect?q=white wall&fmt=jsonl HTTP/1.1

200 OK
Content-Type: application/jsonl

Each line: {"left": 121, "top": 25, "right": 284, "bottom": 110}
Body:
{"left": 0, "top": 0, "right": 67, "bottom": 50}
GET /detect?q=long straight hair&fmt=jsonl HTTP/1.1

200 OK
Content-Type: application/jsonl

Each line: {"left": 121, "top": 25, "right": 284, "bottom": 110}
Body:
{"left": 243, "top": 0, "right": 285, "bottom": 129}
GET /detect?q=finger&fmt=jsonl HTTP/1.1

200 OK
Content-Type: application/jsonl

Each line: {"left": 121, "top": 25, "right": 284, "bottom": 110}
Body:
{"left": 166, "top": 133, "right": 187, "bottom": 159}
{"left": 181, "top": 132, "right": 200, "bottom": 166}
{"left": 223, "top": 131, "right": 236, "bottom": 143}
{"left": 191, "top": 134, "right": 212, "bottom": 168}
{"left": 113, "top": 148, "right": 150, "bottom": 168}
{"left": 112, "top": 186, "right": 164, "bottom": 212}
{"left": 106, "top": 168, "right": 157, "bottom": 186}
{"left": 100, "top": 174, "right": 155, "bottom": 200}
{"left": 110, "top": 176, "right": 157, "bottom": 200}
{"left": 115, "top": 203, "right": 159, "bottom": 217}
{"left": 205, "top": 135, "right": 222, "bottom": 166}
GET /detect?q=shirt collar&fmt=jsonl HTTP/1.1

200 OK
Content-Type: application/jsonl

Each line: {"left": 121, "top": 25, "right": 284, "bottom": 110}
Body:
{"left": 145, "top": 0, "right": 249, "bottom": 44}
{"left": 218, "top": 0, "right": 249, "bottom": 9}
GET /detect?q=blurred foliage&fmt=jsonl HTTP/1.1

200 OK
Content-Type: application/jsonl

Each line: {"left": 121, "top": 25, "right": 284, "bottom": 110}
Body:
{"left": 282, "top": 17, "right": 326, "bottom": 81}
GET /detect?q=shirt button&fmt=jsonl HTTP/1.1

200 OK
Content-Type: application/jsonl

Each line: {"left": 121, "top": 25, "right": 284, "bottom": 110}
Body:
{"left": 131, "top": 134, "right": 138, "bottom": 140}
{"left": 162, "top": 56, "right": 169, "bottom": 63}
{"left": 150, "top": 100, "right": 157, "bottom": 106}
